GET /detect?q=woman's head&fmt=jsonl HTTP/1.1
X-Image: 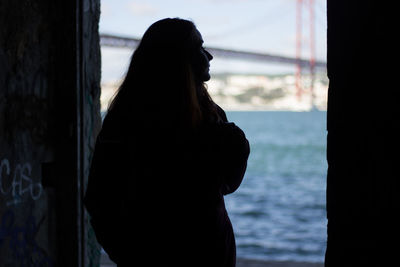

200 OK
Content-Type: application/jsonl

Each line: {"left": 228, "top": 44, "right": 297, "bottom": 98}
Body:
{"left": 108, "top": 18, "right": 218, "bottom": 129}
{"left": 190, "top": 28, "right": 213, "bottom": 82}
{"left": 131, "top": 18, "right": 212, "bottom": 84}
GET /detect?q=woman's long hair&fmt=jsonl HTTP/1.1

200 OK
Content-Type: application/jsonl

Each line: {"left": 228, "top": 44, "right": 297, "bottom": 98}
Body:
{"left": 106, "top": 18, "right": 220, "bottom": 131}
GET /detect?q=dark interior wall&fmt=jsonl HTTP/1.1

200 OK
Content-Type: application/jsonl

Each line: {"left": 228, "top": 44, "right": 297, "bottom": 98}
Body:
{"left": 326, "top": 1, "right": 399, "bottom": 266}
{"left": 0, "top": 1, "right": 58, "bottom": 265}
{"left": 80, "top": 1, "right": 103, "bottom": 266}
{"left": 0, "top": 1, "right": 101, "bottom": 266}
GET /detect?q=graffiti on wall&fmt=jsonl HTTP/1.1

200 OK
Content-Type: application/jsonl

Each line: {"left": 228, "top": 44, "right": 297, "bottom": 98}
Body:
{"left": 0, "top": 158, "right": 43, "bottom": 206}
{"left": 0, "top": 157, "right": 52, "bottom": 265}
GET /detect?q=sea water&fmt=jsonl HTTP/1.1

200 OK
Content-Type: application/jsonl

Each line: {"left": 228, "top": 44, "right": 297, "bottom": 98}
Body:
{"left": 225, "top": 111, "right": 327, "bottom": 263}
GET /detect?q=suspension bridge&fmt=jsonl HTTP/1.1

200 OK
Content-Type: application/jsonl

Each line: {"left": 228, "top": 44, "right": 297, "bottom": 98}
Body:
{"left": 100, "top": 0, "right": 326, "bottom": 100}
{"left": 100, "top": 33, "right": 326, "bottom": 69}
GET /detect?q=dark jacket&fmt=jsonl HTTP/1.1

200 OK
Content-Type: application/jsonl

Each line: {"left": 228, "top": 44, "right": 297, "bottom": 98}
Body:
{"left": 84, "top": 106, "right": 250, "bottom": 267}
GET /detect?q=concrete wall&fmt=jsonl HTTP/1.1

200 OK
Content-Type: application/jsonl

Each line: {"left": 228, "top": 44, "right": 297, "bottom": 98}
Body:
{"left": 0, "top": 0, "right": 101, "bottom": 266}
{"left": 326, "top": 1, "right": 399, "bottom": 266}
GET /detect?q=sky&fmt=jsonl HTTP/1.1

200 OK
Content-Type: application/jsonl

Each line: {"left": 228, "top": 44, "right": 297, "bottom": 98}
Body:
{"left": 100, "top": 0, "right": 327, "bottom": 82}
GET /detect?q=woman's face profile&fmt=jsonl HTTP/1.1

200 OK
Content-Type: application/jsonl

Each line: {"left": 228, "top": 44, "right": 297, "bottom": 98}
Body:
{"left": 191, "top": 29, "right": 213, "bottom": 82}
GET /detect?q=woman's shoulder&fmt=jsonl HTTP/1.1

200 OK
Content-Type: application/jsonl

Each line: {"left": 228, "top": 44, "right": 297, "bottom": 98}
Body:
{"left": 97, "top": 110, "right": 126, "bottom": 144}
{"left": 214, "top": 103, "right": 228, "bottom": 122}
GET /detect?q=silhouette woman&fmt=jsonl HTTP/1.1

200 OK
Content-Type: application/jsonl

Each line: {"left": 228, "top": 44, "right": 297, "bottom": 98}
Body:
{"left": 84, "top": 18, "right": 250, "bottom": 267}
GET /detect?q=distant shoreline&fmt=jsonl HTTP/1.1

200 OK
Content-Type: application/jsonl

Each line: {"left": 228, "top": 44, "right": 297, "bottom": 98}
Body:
{"left": 100, "top": 73, "right": 328, "bottom": 112}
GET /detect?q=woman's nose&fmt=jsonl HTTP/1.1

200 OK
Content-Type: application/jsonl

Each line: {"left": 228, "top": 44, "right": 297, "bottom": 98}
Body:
{"left": 205, "top": 50, "right": 213, "bottom": 61}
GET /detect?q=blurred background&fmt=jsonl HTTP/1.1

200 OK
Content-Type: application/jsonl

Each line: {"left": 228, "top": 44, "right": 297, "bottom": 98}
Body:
{"left": 100, "top": 0, "right": 327, "bottom": 263}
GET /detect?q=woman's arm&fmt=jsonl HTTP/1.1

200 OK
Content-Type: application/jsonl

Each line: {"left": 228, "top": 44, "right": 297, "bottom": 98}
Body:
{"left": 203, "top": 104, "right": 250, "bottom": 195}
{"left": 216, "top": 122, "right": 250, "bottom": 195}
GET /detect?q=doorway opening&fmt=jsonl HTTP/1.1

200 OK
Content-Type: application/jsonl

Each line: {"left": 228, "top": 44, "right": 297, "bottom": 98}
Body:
{"left": 98, "top": 0, "right": 328, "bottom": 265}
